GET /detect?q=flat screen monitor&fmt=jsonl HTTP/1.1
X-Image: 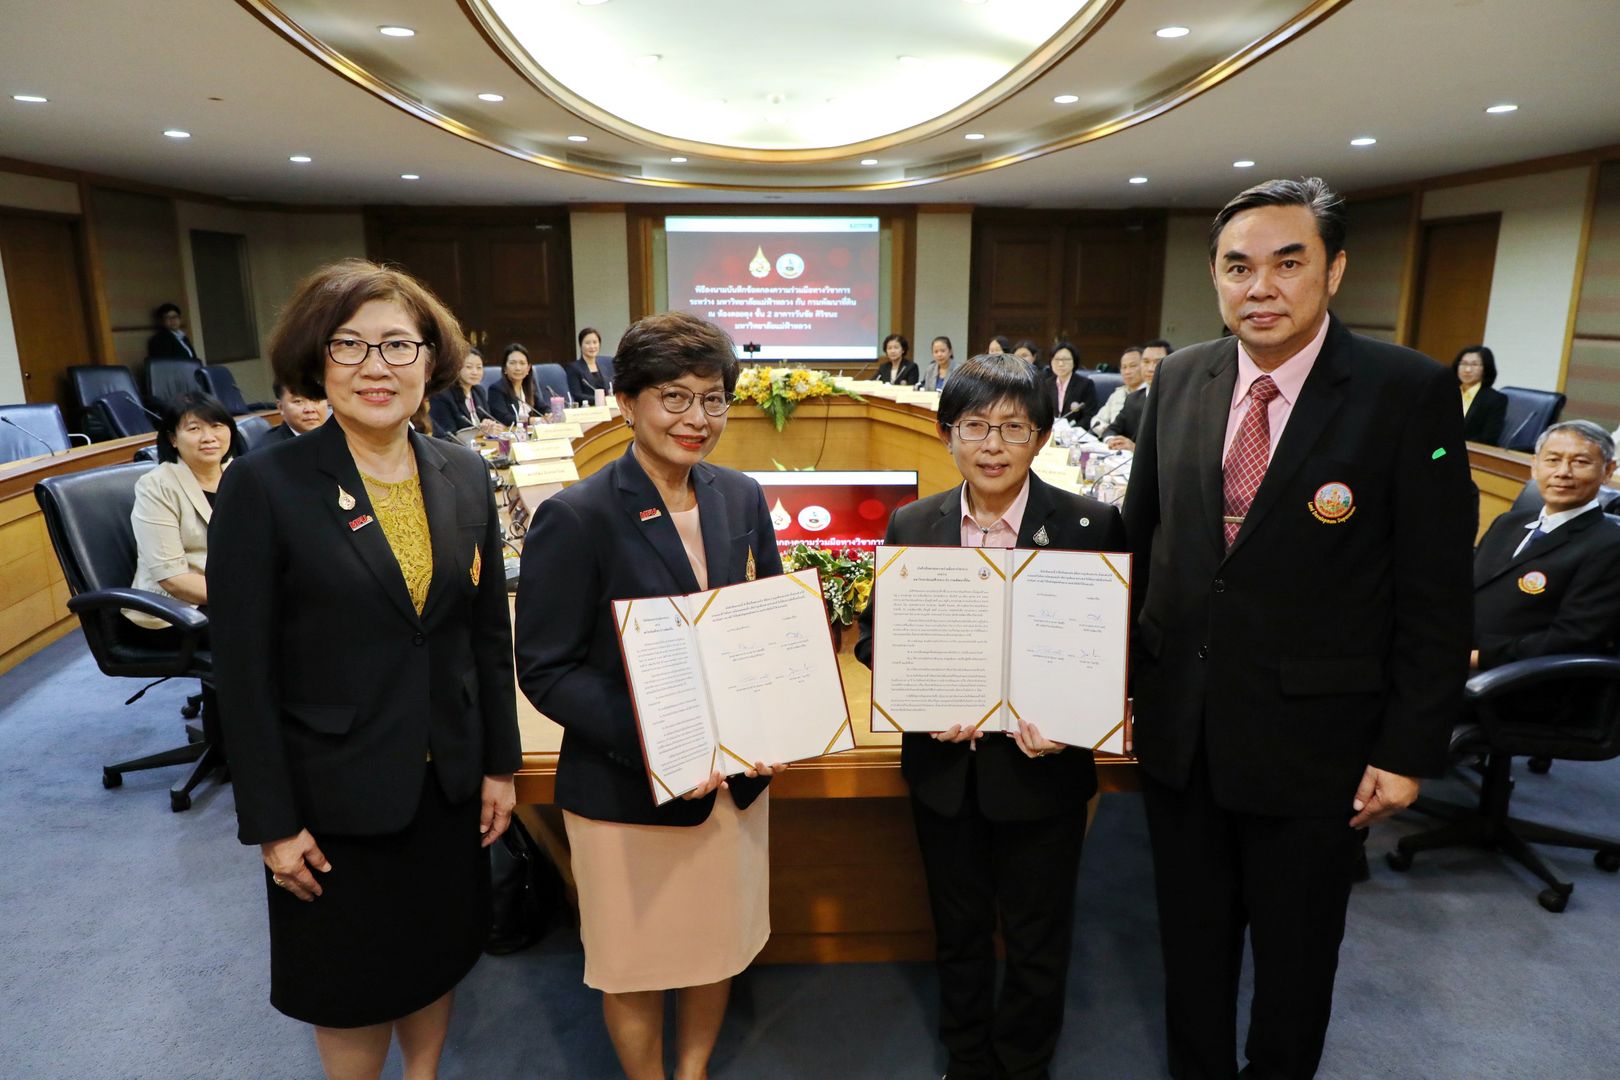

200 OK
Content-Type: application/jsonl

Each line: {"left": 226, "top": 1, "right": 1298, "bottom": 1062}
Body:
{"left": 744, "top": 470, "right": 917, "bottom": 555}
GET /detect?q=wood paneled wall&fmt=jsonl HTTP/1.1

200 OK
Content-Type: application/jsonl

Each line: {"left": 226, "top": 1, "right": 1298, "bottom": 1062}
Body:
{"left": 1564, "top": 162, "right": 1620, "bottom": 427}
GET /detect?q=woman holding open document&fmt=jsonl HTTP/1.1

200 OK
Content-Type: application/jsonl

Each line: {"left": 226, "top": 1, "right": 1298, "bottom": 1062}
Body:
{"left": 514, "top": 311, "right": 785, "bottom": 1080}
{"left": 856, "top": 353, "right": 1126, "bottom": 1080}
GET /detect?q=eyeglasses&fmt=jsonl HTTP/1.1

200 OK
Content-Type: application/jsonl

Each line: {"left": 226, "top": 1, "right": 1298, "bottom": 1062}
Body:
{"left": 326, "top": 337, "right": 430, "bottom": 366}
{"left": 657, "top": 387, "right": 732, "bottom": 417}
{"left": 947, "top": 419, "right": 1036, "bottom": 444}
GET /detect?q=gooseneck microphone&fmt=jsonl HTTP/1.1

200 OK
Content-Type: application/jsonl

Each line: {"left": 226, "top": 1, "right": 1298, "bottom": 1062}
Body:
{"left": 0, "top": 414, "right": 63, "bottom": 457}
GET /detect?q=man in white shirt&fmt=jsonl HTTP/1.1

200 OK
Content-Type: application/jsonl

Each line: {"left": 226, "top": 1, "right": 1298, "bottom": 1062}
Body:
{"left": 1090, "top": 346, "right": 1144, "bottom": 435}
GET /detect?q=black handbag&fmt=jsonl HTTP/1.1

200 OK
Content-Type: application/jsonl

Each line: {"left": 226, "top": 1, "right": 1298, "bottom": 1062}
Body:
{"left": 486, "top": 814, "right": 563, "bottom": 955}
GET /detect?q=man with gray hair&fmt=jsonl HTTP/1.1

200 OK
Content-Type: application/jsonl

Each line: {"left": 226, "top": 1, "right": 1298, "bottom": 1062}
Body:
{"left": 1473, "top": 419, "right": 1620, "bottom": 669}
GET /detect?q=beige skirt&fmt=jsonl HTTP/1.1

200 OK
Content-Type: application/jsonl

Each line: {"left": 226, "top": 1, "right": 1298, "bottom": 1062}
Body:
{"left": 564, "top": 789, "right": 770, "bottom": 993}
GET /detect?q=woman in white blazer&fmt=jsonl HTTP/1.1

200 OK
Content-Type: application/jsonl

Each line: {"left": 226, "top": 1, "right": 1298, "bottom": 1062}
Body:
{"left": 127, "top": 392, "right": 243, "bottom": 629}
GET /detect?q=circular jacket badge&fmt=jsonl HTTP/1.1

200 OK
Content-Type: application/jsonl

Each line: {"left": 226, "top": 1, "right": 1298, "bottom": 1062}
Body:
{"left": 1309, "top": 481, "right": 1356, "bottom": 524}
{"left": 1518, "top": 571, "right": 1547, "bottom": 595}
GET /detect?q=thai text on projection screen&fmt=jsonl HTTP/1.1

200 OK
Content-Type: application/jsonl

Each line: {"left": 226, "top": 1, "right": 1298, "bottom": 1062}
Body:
{"left": 666, "top": 216, "right": 881, "bottom": 361}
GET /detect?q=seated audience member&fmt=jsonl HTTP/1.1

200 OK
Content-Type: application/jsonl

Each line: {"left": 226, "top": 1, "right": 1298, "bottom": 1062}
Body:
{"left": 875, "top": 333, "right": 919, "bottom": 386}
{"left": 986, "top": 335, "right": 1012, "bottom": 356}
{"left": 429, "top": 347, "right": 498, "bottom": 438}
{"left": 1013, "top": 339, "right": 1043, "bottom": 369}
{"left": 488, "top": 343, "right": 541, "bottom": 426}
{"left": 262, "top": 382, "right": 329, "bottom": 445}
{"left": 1472, "top": 420, "right": 1620, "bottom": 670}
{"left": 1049, "top": 341, "right": 1096, "bottom": 426}
{"left": 1091, "top": 346, "right": 1144, "bottom": 434}
{"left": 1105, "top": 339, "right": 1171, "bottom": 450}
{"left": 565, "top": 327, "right": 612, "bottom": 403}
{"left": 147, "top": 302, "right": 199, "bottom": 360}
{"left": 126, "top": 392, "right": 243, "bottom": 629}
{"left": 1455, "top": 344, "right": 1508, "bottom": 446}
{"left": 921, "top": 336, "right": 954, "bottom": 390}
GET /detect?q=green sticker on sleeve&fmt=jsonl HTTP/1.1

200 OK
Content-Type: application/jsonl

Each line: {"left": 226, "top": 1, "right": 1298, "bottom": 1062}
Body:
{"left": 1432, "top": 448, "right": 1447, "bottom": 460}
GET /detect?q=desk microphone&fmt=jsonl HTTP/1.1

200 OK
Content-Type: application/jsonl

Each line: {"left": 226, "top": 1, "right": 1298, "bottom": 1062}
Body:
{"left": 1086, "top": 451, "right": 1133, "bottom": 500}
{"left": 0, "top": 414, "right": 63, "bottom": 457}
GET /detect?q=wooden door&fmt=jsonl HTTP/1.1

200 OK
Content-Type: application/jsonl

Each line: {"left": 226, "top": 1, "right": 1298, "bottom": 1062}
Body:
{"left": 0, "top": 212, "right": 94, "bottom": 413}
{"left": 1411, "top": 214, "right": 1500, "bottom": 364}
{"left": 970, "top": 226, "right": 1064, "bottom": 352}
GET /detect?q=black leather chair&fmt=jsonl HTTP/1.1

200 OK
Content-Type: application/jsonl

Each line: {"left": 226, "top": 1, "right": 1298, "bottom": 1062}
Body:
{"left": 145, "top": 358, "right": 203, "bottom": 411}
{"left": 67, "top": 364, "right": 140, "bottom": 441}
{"left": 532, "top": 362, "right": 568, "bottom": 407}
{"left": 194, "top": 365, "right": 271, "bottom": 413}
{"left": 234, "top": 414, "right": 271, "bottom": 451}
{"left": 89, "top": 391, "right": 157, "bottom": 439}
{"left": 1498, "top": 387, "right": 1567, "bottom": 453}
{"left": 33, "top": 463, "right": 226, "bottom": 812}
{"left": 0, "top": 403, "right": 89, "bottom": 463}
{"left": 1386, "top": 655, "right": 1620, "bottom": 911}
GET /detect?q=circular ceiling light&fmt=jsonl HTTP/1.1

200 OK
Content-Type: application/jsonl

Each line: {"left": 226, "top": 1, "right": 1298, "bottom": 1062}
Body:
{"left": 1233, "top": 159, "right": 1256, "bottom": 168}
{"left": 400, "top": 173, "right": 421, "bottom": 180}
{"left": 860, "top": 158, "right": 879, "bottom": 166}
{"left": 478, "top": 92, "right": 504, "bottom": 102}
{"left": 1156, "top": 26, "right": 1191, "bottom": 38}
{"left": 669, "top": 156, "right": 687, "bottom": 163}
{"left": 567, "top": 134, "right": 589, "bottom": 142}
{"left": 378, "top": 25, "right": 415, "bottom": 37}
{"left": 1129, "top": 176, "right": 1149, "bottom": 184}
{"left": 289, "top": 155, "right": 312, "bottom": 163}
{"left": 1053, "top": 94, "right": 1079, "bottom": 104}
{"left": 163, "top": 129, "right": 191, "bottom": 139}
{"left": 1485, "top": 103, "right": 1519, "bottom": 114}
{"left": 964, "top": 132, "right": 986, "bottom": 140}
{"left": 12, "top": 94, "right": 47, "bottom": 103}
{"left": 1350, "top": 136, "right": 1377, "bottom": 146}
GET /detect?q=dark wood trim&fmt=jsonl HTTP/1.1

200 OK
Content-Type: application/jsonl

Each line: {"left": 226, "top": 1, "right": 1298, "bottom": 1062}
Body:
{"left": 1559, "top": 164, "right": 1602, "bottom": 392}
{"left": 0, "top": 154, "right": 354, "bottom": 215}
{"left": 73, "top": 180, "right": 116, "bottom": 365}
{"left": 1394, "top": 191, "right": 1423, "bottom": 346}
{"left": 1348, "top": 142, "right": 1620, "bottom": 203}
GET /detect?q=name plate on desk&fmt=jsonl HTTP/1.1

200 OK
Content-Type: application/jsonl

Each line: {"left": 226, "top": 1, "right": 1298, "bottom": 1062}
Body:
{"left": 564, "top": 406, "right": 615, "bottom": 426}
{"left": 510, "top": 459, "right": 580, "bottom": 486}
{"left": 893, "top": 391, "right": 940, "bottom": 407}
{"left": 511, "top": 440, "right": 575, "bottom": 463}
{"left": 528, "top": 422, "right": 584, "bottom": 441}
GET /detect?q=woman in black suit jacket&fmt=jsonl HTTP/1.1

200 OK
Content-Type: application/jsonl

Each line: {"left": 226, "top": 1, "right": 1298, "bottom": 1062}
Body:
{"left": 487, "top": 342, "right": 539, "bottom": 426}
{"left": 856, "top": 354, "right": 1125, "bottom": 1080}
{"left": 427, "top": 347, "right": 495, "bottom": 437}
{"left": 1048, "top": 340, "right": 1097, "bottom": 427}
{"left": 563, "top": 325, "right": 616, "bottom": 403}
{"left": 514, "top": 311, "right": 784, "bottom": 1080}
{"left": 1455, "top": 344, "right": 1508, "bottom": 445}
{"left": 210, "top": 260, "right": 521, "bottom": 1077}
{"left": 874, "top": 332, "right": 919, "bottom": 386}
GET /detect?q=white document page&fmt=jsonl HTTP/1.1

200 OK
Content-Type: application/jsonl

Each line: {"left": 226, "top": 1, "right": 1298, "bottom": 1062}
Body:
{"left": 614, "top": 598, "right": 718, "bottom": 805}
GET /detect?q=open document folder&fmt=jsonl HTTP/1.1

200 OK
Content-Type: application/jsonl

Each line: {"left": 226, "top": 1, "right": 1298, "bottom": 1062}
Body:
{"left": 613, "top": 569, "right": 854, "bottom": 805}
{"left": 869, "top": 545, "right": 1131, "bottom": 752}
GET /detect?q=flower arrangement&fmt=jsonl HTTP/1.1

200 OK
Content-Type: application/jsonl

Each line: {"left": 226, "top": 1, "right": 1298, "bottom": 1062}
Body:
{"left": 733, "top": 367, "right": 864, "bottom": 431}
{"left": 783, "top": 543, "right": 875, "bottom": 628}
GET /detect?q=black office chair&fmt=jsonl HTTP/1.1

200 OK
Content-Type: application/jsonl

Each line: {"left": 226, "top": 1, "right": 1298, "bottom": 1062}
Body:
{"left": 67, "top": 364, "right": 140, "bottom": 441}
{"left": 1498, "top": 387, "right": 1567, "bottom": 453}
{"left": 234, "top": 414, "right": 271, "bottom": 451}
{"left": 0, "top": 403, "right": 89, "bottom": 463}
{"left": 145, "top": 358, "right": 203, "bottom": 411}
{"left": 1386, "top": 655, "right": 1620, "bottom": 911}
{"left": 532, "top": 362, "right": 568, "bottom": 408}
{"left": 89, "top": 391, "right": 157, "bottom": 439}
{"left": 33, "top": 463, "right": 226, "bottom": 812}
{"left": 194, "top": 365, "right": 272, "bottom": 413}
{"left": 1089, "top": 372, "right": 1125, "bottom": 405}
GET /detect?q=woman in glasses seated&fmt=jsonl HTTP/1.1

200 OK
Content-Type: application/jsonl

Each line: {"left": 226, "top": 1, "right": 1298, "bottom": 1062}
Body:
{"left": 513, "top": 311, "right": 785, "bottom": 1080}
{"left": 856, "top": 352, "right": 1125, "bottom": 1080}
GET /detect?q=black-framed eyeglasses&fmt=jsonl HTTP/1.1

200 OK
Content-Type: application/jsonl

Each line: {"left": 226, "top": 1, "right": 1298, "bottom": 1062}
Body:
{"left": 947, "top": 419, "right": 1036, "bottom": 444}
{"left": 326, "top": 337, "right": 430, "bottom": 366}
{"left": 657, "top": 387, "right": 731, "bottom": 417}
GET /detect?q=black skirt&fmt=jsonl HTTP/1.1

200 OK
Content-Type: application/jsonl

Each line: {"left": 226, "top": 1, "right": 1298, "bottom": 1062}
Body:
{"left": 265, "top": 771, "right": 490, "bottom": 1028}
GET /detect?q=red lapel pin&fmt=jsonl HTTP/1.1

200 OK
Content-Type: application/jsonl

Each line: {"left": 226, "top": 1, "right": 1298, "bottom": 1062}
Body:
{"left": 349, "top": 514, "right": 374, "bottom": 532}
{"left": 639, "top": 508, "right": 662, "bottom": 522}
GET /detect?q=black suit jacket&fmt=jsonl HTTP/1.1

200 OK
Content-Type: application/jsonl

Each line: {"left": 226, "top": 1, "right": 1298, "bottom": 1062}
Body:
{"left": 855, "top": 474, "right": 1125, "bottom": 821}
{"left": 486, "top": 381, "right": 538, "bottom": 426}
{"left": 1104, "top": 387, "right": 1147, "bottom": 441}
{"left": 1123, "top": 316, "right": 1476, "bottom": 817}
{"left": 563, "top": 357, "right": 614, "bottom": 403}
{"left": 1474, "top": 505, "right": 1620, "bottom": 669}
{"left": 513, "top": 445, "right": 783, "bottom": 826}
{"left": 1463, "top": 385, "right": 1509, "bottom": 446}
{"left": 1051, "top": 373, "right": 1098, "bottom": 427}
{"left": 428, "top": 383, "right": 490, "bottom": 437}
{"left": 259, "top": 423, "right": 295, "bottom": 447}
{"left": 875, "top": 360, "right": 920, "bottom": 387}
{"left": 210, "top": 418, "right": 522, "bottom": 844}
{"left": 146, "top": 328, "right": 196, "bottom": 360}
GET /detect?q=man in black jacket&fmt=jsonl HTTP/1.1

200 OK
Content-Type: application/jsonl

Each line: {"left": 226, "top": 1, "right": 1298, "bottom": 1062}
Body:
{"left": 1123, "top": 178, "right": 1475, "bottom": 1079}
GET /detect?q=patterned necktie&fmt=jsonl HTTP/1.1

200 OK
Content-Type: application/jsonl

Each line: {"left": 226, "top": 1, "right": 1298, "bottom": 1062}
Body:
{"left": 1222, "top": 375, "right": 1281, "bottom": 548}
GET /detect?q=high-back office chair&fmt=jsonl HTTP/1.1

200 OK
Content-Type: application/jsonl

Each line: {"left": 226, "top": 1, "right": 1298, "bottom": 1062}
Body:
{"left": 1498, "top": 387, "right": 1566, "bottom": 452}
{"left": 234, "top": 414, "right": 271, "bottom": 451}
{"left": 88, "top": 391, "right": 157, "bottom": 439}
{"left": 193, "top": 365, "right": 274, "bottom": 414}
{"left": 0, "top": 403, "right": 89, "bottom": 463}
{"left": 68, "top": 364, "right": 140, "bottom": 441}
{"left": 33, "top": 463, "right": 226, "bottom": 812}
{"left": 1089, "top": 372, "right": 1124, "bottom": 405}
{"left": 532, "top": 362, "right": 568, "bottom": 407}
{"left": 145, "top": 358, "right": 203, "bottom": 411}
{"left": 481, "top": 365, "right": 505, "bottom": 393}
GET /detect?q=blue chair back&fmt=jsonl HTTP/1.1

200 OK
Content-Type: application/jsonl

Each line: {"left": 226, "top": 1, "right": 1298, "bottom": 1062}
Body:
{"left": 68, "top": 364, "right": 139, "bottom": 440}
{"left": 0, "top": 403, "right": 72, "bottom": 462}
{"left": 596, "top": 355, "right": 616, "bottom": 391}
{"left": 1499, "top": 387, "right": 1566, "bottom": 453}
{"left": 1089, "top": 372, "right": 1124, "bottom": 403}
{"left": 532, "top": 363, "right": 569, "bottom": 404}
{"left": 146, "top": 358, "right": 203, "bottom": 409}
{"left": 195, "top": 366, "right": 250, "bottom": 415}
{"left": 235, "top": 414, "right": 271, "bottom": 452}
{"left": 92, "top": 391, "right": 157, "bottom": 439}
{"left": 481, "top": 365, "right": 505, "bottom": 392}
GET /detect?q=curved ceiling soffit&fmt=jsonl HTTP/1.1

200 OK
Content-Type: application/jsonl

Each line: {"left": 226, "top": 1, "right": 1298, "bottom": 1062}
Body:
{"left": 236, "top": 0, "right": 1355, "bottom": 194}
{"left": 459, "top": 0, "right": 1124, "bottom": 163}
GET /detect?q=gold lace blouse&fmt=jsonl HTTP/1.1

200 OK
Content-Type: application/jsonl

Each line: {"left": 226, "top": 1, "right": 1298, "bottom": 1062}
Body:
{"left": 361, "top": 472, "right": 432, "bottom": 614}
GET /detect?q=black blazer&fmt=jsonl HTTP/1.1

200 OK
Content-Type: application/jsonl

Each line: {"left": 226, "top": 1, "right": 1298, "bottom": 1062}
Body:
{"left": 563, "top": 357, "right": 614, "bottom": 404}
{"left": 513, "top": 445, "right": 783, "bottom": 826}
{"left": 209, "top": 419, "right": 522, "bottom": 844}
{"left": 1123, "top": 316, "right": 1476, "bottom": 817}
{"left": 1463, "top": 385, "right": 1509, "bottom": 446}
{"left": 146, "top": 328, "right": 196, "bottom": 360}
{"left": 486, "top": 380, "right": 538, "bottom": 427}
{"left": 259, "top": 423, "right": 295, "bottom": 447}
{"left": 1051, "top": 373, "right": 1098, "bottom": 427}
{"left": 875, "top": 360, "right": 920, "bottom": 387}
{"left": 428, "top": 383, "right": 490, "bottom": 437}
{"left": 1474, "top": 505, "right": 1620, "bottom": 669}
{"left": 1103, "top": 387, "right": 1147, "bottom": 441}
{"left": 855, "top": 474, "right": 1125, "bottom": 822}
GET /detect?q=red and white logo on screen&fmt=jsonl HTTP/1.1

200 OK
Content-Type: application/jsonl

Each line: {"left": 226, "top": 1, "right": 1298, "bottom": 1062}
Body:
{"left": 797, "top": 505, "right": 832, "bottom": 531}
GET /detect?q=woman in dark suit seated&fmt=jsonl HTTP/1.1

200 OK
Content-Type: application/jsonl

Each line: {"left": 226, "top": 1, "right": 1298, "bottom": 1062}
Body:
{"left": 856, "top": 353, "right": 1125, "bottom": 1080}
{"left": 1455, "top": 344, "right": 1508, "bottom": 445}
{"left": 514, "top": 311, "right": 785, "bottom": 1080}
{"left": 487, "top": 342, "right": 540, "bottom": 427}
{"left": 428, "top": 347, "right": 497, "bottom": 438}
{"left": 874, "top": 332, "right": 919, "bottom": 386}
{"left": 564, "top": 326, "right": 615, "bottom": 403}
{"left": 209, "top": 259, "right": 521, "bottom": 1079}
{"left": 1048, "top": 340, "right": 1097, "bottom": 427}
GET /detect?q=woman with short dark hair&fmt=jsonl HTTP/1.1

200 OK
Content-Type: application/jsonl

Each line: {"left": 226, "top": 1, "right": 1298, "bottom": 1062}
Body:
{"left": 209, "top": 259, "right": 520, "bottom": 1079}
{"left": 565, "top": 326, "right": 616, "bottom": 403}
{"left": 875, "top": 332, "right": 918, "bottom": 386}
{"left": 1454, "top": 344, "right": 1508, "bottom": 446}
{"left": 1048, "top": 340, "right": 1097, "bottom": 426}
{"left": 515, "top": 310, "right": 785, "bottom": 1080}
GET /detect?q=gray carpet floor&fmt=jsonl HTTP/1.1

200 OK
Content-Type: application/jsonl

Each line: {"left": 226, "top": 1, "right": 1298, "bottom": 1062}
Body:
{"left": 3, "top": 631, "right": 1618, "bottom": 1078}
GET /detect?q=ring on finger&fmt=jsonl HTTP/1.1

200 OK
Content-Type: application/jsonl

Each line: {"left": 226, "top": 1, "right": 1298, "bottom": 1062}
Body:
{"left": 272, "top": 875, "right": 287, "bottom": 887}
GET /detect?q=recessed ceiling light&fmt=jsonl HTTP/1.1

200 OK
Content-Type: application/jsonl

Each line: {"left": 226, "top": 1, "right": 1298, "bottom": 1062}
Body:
{"left": 1053, "top": 94, "right": 1079, "bottom": 105}
{"left": 378, "top": 25, "right": 415, "bottom": 37}
{"left": 765, "top": 113, "right": 785, "bottom": 124}
{"left": 289, "top": 155, "right": 312, "bottom": 164}
{"left": 567, "top": 134, "right": 589, "bottom": 142}
{"left": 400, "top": 173, "right": 420, "bottom": 180}
{"left": 962, "top": 0, "right": 988, "bottom": 5}
{"left": 1156, "top": 26, "right": 1191, "bottom": 38}
{"left": 897, "top": 55, "right": 922, "bottom": 65}
{"left": 1350, "top": 136, "right": 1376, "bottom": 147}
{"left": 860, "top": 158, "right": 879, "bottom": 166}
{"left": 1129, "top": 176, "right": 1149, "bottom": 184}
{"left": 669, "top": 156, "right": 687, "bottom": 163}
{"left": 1485, "top": 103, "right": 1519, "bottom": 114}
{"left": 634, "top": 54, "right": 661, "bottom": 66}
{"left": 577, "top": 0, "right": 610, "bottom": 5}
{"left": 12, "top": 94, "right": 47, "bottom": 103}
{"left": 163, "top": 129, "right": 191, "bottom": 139}
{"left": 1233, "top": 159, "right": 1256, "bottom": 168}
{"left": 964, "top": 132, "right": 986, "bottom": 141}
{"left": 478, "top": 92, "right": 504, "bottom": 102}
{"left": 711, "top": 98, "right": 728, "bottom": 108}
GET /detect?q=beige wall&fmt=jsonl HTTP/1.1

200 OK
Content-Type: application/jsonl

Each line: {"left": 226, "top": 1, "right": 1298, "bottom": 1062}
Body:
{"left": 1159, "top": 214, "right": 1215, "bottom": 348}
{"left": 913, "top": 210, "right": 972, "bottom": 363}
{"left": 1422, "top": 168, "right": 1589, "bottom": 391}
{"left": 568, "top": 209, "right": 631, "bottom": 353}
{"left": 87, "top": 186, "right": 187, "bottom": 372}
{"left": 0, "top": 170, "right": 81, "bottom": 403}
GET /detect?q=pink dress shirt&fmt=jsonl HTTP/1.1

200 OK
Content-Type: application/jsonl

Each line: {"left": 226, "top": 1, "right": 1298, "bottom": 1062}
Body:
{"left": 959, "top": 476, "right": 1030, "bottom": 549}
{"left": 1221, "top": 315, "right": 1330, "bottom": 460}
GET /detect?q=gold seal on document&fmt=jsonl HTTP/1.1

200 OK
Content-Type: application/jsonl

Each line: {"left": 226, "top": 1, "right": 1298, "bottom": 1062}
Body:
{"left": 745, "top": 546, "right": 757, "bottom": 581}
{"left": 337, "top": 485, "right": 356, "bottom": 511}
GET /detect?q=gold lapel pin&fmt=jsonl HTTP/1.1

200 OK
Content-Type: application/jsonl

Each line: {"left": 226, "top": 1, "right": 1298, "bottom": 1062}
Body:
{"left": 338, "top": 485, "right": 356, "bottom": 511}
